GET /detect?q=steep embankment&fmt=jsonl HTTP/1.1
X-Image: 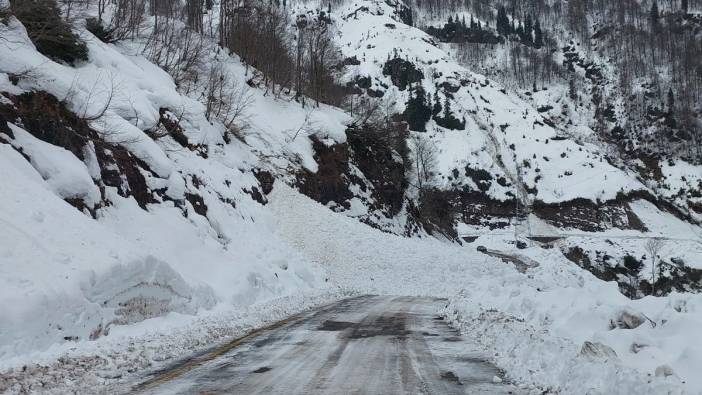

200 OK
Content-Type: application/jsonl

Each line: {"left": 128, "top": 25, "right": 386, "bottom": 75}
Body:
{"left": 291, "top": 0, "right": 702, "bottom": 297}
{"left": 0, "top": 11, "right": 351, "bottom": 365}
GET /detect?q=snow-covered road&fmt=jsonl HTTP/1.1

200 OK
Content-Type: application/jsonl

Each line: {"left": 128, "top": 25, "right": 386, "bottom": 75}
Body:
{"left": 136, "top": 296, "right": 520, "bottom": 394}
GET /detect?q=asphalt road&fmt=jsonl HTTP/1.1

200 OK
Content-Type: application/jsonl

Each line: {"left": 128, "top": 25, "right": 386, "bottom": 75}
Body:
{"left": 136, "top": 296, "right": 520, "bottom": 394}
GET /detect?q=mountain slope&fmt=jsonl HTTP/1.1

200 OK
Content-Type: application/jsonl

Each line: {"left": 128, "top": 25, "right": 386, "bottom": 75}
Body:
{"left": 1, "top": 0, "right": 702, "bottom": 393}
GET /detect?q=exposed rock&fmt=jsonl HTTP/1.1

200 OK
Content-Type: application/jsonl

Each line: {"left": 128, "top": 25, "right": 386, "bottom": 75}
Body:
{"left": 580, "top": 341, "right": 618, "bottom": 361}
{"left": 296, "top": 136, "right": 353, "bottom": 210}
{"left": 253, "top": 170, "right": 275, "bottom": 195}
{"left": 0, "top": 112, "right": 13, "bottom": 139}
{"left": 185, "top": 192, "right": 208, "bottom": 217}
{"left": 655, "top": 365, "right": 675, "bottom": 378}
{"left": 611, "top": 311, "right": 645, "bottom": 330}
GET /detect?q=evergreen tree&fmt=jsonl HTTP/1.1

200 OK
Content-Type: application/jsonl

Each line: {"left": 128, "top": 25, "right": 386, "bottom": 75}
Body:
{"left": 569, "top": 78, "right": 578, "bottom": 101}
{"left": 667, "top": 88, "right": 675, "bottom": 114}
{"left": 404, "top": 85, "right": 431, "bottom": 132}
{"left": 682, "top": 0, "right": 689, "bottom": 14}
{"left": 432, "top": 90, "right": 442, "bottom": 116}
{"left": 650, "top": 2, "right": 660, "bottom": 31}
{"left": 524, "top": 15, "right": 533, "bottom": 45}
{"left": 443, "top": 95, "right": 452, "bottom": 121}
{"left": 496, "top": 6, "right": 510, "bottom": 36}
{"left": 534, "top": 19, "right": 543, "bottom": 48}
{"left": 434, "top": 95, "right": 465, "bottom": 130}
{"left": 516, "top": 21, "right": 524, "bottom": 41}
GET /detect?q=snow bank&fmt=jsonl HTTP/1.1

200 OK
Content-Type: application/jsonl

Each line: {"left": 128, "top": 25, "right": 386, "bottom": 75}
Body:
{"left": 0, "top": 8, "right": 335, "bottom": 366}
{"left": 442, "top": 241, "right": 701, "bottom": 394}
{"left": 270, "top": 182, "right": 698, "bottom": 394}
{"left": 7, "top": 123, "right": 101, "bottom": 206}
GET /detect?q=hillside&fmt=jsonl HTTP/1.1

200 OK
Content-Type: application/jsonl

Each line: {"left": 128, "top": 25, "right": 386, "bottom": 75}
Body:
{"left": 1, "top": 0, "right": 702, "bottom": 393}
{"left": 289, "top": 0, "right": 702, "bottom": 297}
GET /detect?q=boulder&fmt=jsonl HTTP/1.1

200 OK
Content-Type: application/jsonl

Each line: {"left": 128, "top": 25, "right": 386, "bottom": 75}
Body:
{"left": 611, "top": 310, "right": 645, "bottom": 329}
{"left": 580, "top": 341, "right": 618, "bottom": 361}
{"left": 655, "top": 365, "right": 675, "bottom": 378}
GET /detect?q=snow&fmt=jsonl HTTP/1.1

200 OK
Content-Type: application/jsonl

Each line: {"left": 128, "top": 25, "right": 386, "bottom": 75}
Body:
{"left": 324, "top": 0, "right": 653, "bottom": 205}
{"left": 2, "top": 1, "right": 702, "bottom": 394}
{"left": 271, "top": 182, "right": 701, "bottom": 393}
{"left": 6, "top": 123, "right": 101, "bottom": 206}
{"left": 443, "top": 250, "right": 702, "bottom": 392}
{"left": 0, "top": 6, "right": 336, "bottom": 370}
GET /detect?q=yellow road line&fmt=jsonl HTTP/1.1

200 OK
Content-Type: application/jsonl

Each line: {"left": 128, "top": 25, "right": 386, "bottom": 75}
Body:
{"left": 133, "top": 313, "right": 304, "bottom": 392}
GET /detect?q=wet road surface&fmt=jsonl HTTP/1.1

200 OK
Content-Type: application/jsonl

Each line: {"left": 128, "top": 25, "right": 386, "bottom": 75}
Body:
{"left": 136, "top": 296, "right": 520, "bottom": 394}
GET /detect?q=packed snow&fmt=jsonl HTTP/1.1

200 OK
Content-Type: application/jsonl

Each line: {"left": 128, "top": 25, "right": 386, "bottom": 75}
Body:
{"left": 2, "top": 0, "right": 702, "bottom": 394}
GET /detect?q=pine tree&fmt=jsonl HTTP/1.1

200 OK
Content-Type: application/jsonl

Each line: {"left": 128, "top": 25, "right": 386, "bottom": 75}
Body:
{"left": 435, "top": 96, "right": 465, "bottom": 130}
{"left": 650, "top": 2, "right": 660, "bottom": 31}
{"left": 516, "top": 21, "right": 524, "bottom": 41}
{"left": 667, "top": 88, "right": 675, "bottom": 114}
{"left": 569, "top": 78, "right": 578, "bottom": 101}
{"left": 443, "top": 95, "right": 452, "bottom": 121}
{"left": 404, "top": 85, "right": 431, "bottom": 132}
{"left": 524, "top": 15, "right": 533, "bottom": 45}
{"left": 432, "top": 90, "right": 442, "bottom": 116}
{"left": 534, "top": 19, "right": 543, "bottom": 48}
{"left": 496, "top": 6, "right": 510, "bottom": 36}
{"left": 682, "top": 0, "right": 689, "bottom": 14}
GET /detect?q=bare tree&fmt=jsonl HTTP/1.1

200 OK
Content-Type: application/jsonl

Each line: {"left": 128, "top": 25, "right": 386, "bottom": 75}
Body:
{"left": 410, "top": 133, "right": 438, "bottom": 194}
{"left": 304, "top": 17, "right": 342, "bottom": 106}
{"left": 143, "top": 20, "right": 208, "bottom": 91}
{"left": 294, "top": 14, "right": 307, "bottom": 104}
{"left": 645, "top": 238, "right": 665, "bottom": 296}
{"left": 201, "top": 61, "right": 254, "bottom": 139}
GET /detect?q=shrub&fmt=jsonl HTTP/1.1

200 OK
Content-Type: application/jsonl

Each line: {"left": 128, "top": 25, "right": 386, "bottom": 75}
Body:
{"left": 86, "top": 17, "right": 115, "bottom": 43}
{"left": 403, "top": 86, "right": 431, "bottom": 132}
{"left": 382, "top": 56, "right": 423, "bottom": 91}
{"left": 11, "top": 0, "right": 88, "bottom": 65}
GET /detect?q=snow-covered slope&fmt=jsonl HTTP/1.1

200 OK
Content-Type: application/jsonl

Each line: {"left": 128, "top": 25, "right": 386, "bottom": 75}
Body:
{"left": 270, "top": 182, "right": 700, "bottom": 394}
{"left": 329, "top": 0, "right": 647, "bottom": 204}
{"left": 287, "top": 0, "right": 702, "bottom": 295}
{"left": 1, "top": 0, "right": 702, "bottom": 393}
{"left": 0, "top": 12, "right": 348, "bottom": 364}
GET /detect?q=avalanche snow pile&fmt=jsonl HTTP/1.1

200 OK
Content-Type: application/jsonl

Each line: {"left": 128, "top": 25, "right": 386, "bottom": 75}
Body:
{"left": 293, "top": 0, "right": 702, "bottom": 297}
{"left": 271, "top": 182, "right": 701, "bottom": 394}
{"left": 1, "top": 0, "right": 702, "bottom": 394}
